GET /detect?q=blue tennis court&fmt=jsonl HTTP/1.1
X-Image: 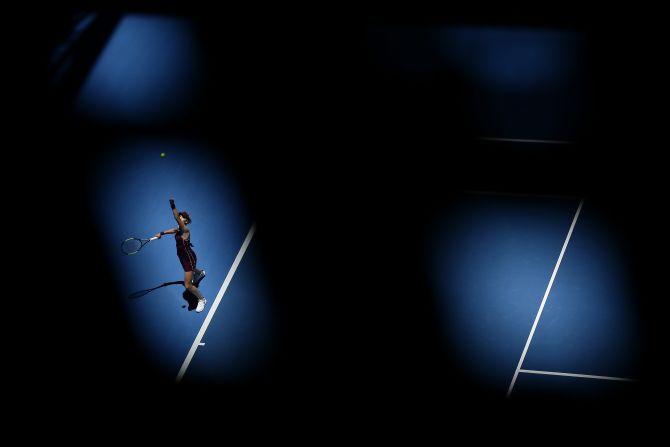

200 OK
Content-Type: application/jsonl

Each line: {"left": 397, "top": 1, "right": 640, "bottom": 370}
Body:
{"left": 429, "top": 193, "right": 642, "bottom": 399}
{"left": 62, "top": 12, "right": 280, "bottom": 384}
{"left": 89, "top": 139, "right": 279, "bottom": 384}
{"left": 47, "top": 9, "right": 654, "bottom": 405}
{"left": 73, "top": 14, "right": 204, "bottom": 127}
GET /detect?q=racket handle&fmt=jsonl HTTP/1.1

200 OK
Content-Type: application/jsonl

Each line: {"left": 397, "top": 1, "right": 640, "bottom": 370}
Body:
{"left": 149, "top": 236, "right": 159, "bottom": 241}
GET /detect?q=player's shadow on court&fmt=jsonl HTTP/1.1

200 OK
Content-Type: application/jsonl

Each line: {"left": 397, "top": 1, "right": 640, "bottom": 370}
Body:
{"left": 182, "top": 289, "right": 199, "bottom": 311}
{"left": 129, "top": 278, "right": 205, "bottom": 311}
{"left": 128, "top": 281, "right": 183, "bottom": 300}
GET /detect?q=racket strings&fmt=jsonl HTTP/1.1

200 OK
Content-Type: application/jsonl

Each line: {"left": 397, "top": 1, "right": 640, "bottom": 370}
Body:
{"left": 122, "top": 238, "right": 143, "bottom": 254}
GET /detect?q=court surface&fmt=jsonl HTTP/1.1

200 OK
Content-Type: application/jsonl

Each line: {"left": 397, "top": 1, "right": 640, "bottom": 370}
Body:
{"left": 430, "top": 192, "right": 641, "bottom": 399}
{"left": 90, "top": 140, "right": 278, "bottom": 384}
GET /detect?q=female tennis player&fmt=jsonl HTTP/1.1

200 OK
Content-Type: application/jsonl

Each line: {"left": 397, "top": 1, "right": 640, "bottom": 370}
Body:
{"left": 154, "top": 198, "right": 207, "bottom": 312}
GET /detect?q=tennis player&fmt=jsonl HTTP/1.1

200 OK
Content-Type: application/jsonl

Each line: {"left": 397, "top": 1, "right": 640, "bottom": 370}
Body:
{"left": 154, "top": 198, "right": 207, "bottom": 312}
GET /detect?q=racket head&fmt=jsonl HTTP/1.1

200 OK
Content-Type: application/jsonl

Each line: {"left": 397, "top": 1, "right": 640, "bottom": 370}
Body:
{"left": 121, "top": 237, "right": 144, "bottom": 255}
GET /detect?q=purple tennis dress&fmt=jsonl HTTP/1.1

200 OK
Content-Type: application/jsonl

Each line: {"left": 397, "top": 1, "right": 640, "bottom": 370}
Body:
{"left": 175, "top": 230, "right": 197, "bottom": 272}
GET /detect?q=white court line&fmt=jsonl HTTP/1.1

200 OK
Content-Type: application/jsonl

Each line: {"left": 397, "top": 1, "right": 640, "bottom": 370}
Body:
{"left": 506, "top": 199, "right": 584, "bottom": 398}
{"left": 479, "top": 137, "right": 574, "bottom": 145}
{"left": 175, "top": 223, "right": 257, "bottom": 383}
{"left": 519, "top": 369, "right": 637, "bottom": 382}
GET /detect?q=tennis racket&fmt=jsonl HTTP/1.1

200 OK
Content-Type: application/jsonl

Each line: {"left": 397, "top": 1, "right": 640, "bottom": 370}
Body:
{"left": 121, "top": 236, "right": 159, "bottom": 255}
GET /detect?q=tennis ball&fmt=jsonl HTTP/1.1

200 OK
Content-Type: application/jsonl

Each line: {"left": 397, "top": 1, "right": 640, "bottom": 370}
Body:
{"left": 160, "top": 152, "right": 167, "bottom": 158}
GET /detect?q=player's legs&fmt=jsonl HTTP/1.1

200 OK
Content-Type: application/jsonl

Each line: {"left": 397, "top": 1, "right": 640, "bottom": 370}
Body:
{"left": 184, "top": 271, "right": 207, "bottom": 312}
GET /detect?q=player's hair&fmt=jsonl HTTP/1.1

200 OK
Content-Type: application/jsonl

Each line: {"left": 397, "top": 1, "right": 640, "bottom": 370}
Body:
{"left": 179, "top": 211, "right": 191, "bottom": 224}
